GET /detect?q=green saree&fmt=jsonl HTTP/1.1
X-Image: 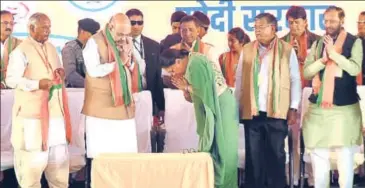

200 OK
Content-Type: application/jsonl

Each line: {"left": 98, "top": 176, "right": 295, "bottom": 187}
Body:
{"left": 184, "top": 53, "right": 239, "bottom": 188}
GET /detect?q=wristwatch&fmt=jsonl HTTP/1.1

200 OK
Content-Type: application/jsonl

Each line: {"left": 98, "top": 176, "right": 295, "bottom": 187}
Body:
{"left": 290, "top": 108, "right": 297, "bottom": 112}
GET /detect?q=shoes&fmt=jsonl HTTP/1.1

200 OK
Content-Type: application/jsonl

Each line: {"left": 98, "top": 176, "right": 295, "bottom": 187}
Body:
{"left": 150, "top": 124, "right": 166, "bottom": 153}
{"left": 150, "top": 126, "right": 158, "bottom": 153}
{"left": 156, "top": 128, "right": 166, "bottom": 153}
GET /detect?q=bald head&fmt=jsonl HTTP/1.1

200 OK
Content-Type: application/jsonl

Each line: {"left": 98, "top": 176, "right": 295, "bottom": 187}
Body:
{"left": 110, "top": 13, "right": 130, "bottom": 26}
{"left": 108, "top": 13, "right": 131, "bottom": 45}
{"left": 28, "top": 12, "right": 51, "bottom": 43}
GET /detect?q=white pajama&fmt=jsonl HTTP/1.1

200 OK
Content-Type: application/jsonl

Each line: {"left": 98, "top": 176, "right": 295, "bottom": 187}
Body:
{"left": 85, "top": 116, "right": 138, "bottom": 158}
{"left": 12, "top": 118, "right": 69, "bottom": 188}
{"left": 310, "top": 147, "right": 355, "bottom": 188}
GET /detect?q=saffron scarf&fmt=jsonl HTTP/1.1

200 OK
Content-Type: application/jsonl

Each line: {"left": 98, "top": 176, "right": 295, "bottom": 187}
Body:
{"left": 0, "top": 37, "right": 12, "bottom": 82}
{"left": 312, "top": 30, "right": 347, "bottom": 108}
{"left": 250, "top": 37, "right": 282, "bottom": 116}
{"left": 219, "top": 51, "right": 239, "bottom": 87}
{"left": 285, "top": 32, "right": 309, "bottom": 88}
{"left": 192, "top": 39, "right": 205, "bottom": 53}
{"left": 28, "top": 38, "right": 72, "bottom": 151}
{"left": 104, "top": 28, "right": 133, "bottom": 106}
{"left": 41, "top": 72, "right": 72, "bottom": 151}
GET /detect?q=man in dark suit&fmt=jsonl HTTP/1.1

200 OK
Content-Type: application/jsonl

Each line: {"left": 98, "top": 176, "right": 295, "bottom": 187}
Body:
{"left": 126, "top": 9, "right": 166, "bottom": 152}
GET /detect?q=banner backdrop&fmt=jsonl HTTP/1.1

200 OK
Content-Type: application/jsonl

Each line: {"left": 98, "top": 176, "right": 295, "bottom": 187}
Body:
{"left": 1, "top": 1, "right": 362, "bottom": 61}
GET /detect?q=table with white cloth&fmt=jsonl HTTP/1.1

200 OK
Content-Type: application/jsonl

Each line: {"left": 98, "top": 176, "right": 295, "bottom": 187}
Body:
{"left": 300, "top": 86, "right": 365, "bottom": 169}
{"left": 0, "top": 89, "right": 153, "bottom": 177}
{"left": 91, "top": 152, "right": 214, "bottom": 188}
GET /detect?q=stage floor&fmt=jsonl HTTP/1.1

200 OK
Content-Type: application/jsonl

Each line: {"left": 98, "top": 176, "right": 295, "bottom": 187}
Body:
{"left": 2, "top": 168, "right": 365, "bottom": 188}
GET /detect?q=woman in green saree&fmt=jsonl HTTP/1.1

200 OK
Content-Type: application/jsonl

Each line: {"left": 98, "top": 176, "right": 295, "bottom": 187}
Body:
{"left": 160, "top": 49, "right": 239, "bottom": 188}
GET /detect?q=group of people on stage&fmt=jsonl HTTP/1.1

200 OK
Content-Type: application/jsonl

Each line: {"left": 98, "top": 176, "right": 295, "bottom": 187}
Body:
{"left": 1, "top": 4, "right": 365, "bottom": 188}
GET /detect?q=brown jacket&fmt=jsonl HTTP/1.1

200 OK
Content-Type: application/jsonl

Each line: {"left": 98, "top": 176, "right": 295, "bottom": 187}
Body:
{"left": 82, "top": 31, "right": 135, "bottom": 120}
{"left": 239, "top": 40, "right": 293, "bottom": 120}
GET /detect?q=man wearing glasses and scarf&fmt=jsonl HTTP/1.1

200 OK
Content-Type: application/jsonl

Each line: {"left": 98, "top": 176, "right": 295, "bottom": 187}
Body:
{"left": 1, "top": 10, "right": 21, "bottom": 89}
{"left": 303, "top": 6, "right": 363, "bottom": 188}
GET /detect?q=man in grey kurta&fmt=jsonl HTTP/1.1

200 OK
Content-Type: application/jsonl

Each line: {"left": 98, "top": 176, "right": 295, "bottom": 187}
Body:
{"left": 62, "top": 18, "right": 100, "bottom": 88}
{"left": 302, "top": 6, "right": 363, "bottom": 188}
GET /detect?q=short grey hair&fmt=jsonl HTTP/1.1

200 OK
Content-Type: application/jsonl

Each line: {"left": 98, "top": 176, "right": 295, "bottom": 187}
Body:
{"left": 27, "top": 12, "right": 48, "bottom": 28}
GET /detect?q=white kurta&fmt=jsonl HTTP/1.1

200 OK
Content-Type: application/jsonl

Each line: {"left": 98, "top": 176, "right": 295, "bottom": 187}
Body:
{"left": 6, "top": 38, "right": 69, "bottom": 187}
{"left": 1, "top": 37, "right": 7, "bottom": 59}
{"left": 6, "top": 39, "right": 67, "bottom": 149}
{"left": 82, "top": 38, "right": 138, "bottom": 158}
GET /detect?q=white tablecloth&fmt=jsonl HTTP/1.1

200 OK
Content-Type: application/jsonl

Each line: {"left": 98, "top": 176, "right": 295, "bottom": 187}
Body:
{"left": 0, "top": 89, "right": 152, "bottom": 172}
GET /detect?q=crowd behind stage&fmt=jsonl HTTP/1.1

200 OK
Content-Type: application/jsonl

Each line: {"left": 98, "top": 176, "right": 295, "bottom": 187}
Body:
{"left": 1, "top": 4, "right": 365, "bottom": 188}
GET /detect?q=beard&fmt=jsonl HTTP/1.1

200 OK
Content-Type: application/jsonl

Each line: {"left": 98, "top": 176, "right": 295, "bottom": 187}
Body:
{"left": 326, "top": 25, "right": 342, "bottom": 38}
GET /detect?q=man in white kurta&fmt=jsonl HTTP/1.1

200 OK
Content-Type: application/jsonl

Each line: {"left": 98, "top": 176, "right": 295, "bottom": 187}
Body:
{"left": 6, "top": 13, "right": 70, "bottom": 188}
{"left": 82, "top": 13, "right": 138, "bottom": 159}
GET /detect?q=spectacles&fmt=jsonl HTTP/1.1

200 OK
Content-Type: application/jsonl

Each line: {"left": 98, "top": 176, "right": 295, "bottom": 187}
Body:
{"left": 358, "top": 20, "right": 365, "bottom": 24}
{"left": 323, "top": 20, "right": 340, "bottom": 25}
{"left": 0, "top": 21, "right": 15, "bottom": 26}
{"left": 131, "top": 20, "right": 143, "bottom": 26}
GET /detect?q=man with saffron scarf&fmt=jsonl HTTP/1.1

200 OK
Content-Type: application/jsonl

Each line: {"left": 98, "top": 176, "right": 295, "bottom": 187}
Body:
{"left": 170, "top": 15, "right": 219, "bottom": 66}
{"left": 168, "top": 15, "right": 221, "bottom": 89}
{"left": 82, "top": 13, "right": 138, "bottom": 177}
{"left": 5, "top": 13, "right": 71, "bottom": 187}
{"left": 1, "top": 10, "right": 21, "bottom": 89}
{"left": 281, "top": 6, "right": 320, "bottom": 88}
{"left": 235, "top": 13, "right": 302, "bottom": 188}
{"left": 302, "top": 6, "right": 363, "bottom": 188}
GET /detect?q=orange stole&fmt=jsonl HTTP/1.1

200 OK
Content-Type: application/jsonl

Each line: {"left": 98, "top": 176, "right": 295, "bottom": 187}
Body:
{"left": 219, "top": 51, "right": 239, "bottom": 87}
{"left": 287, "top": 33, "right": 309, "bottom": 88}
{"left": 312, "top": 30, "right": 346, "bottom": 108}
{"left": 356, "top": 74, "right": 362, "bottom": 85}
{"left": 41, "top": 73, "right": 72, "bottom": 151}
